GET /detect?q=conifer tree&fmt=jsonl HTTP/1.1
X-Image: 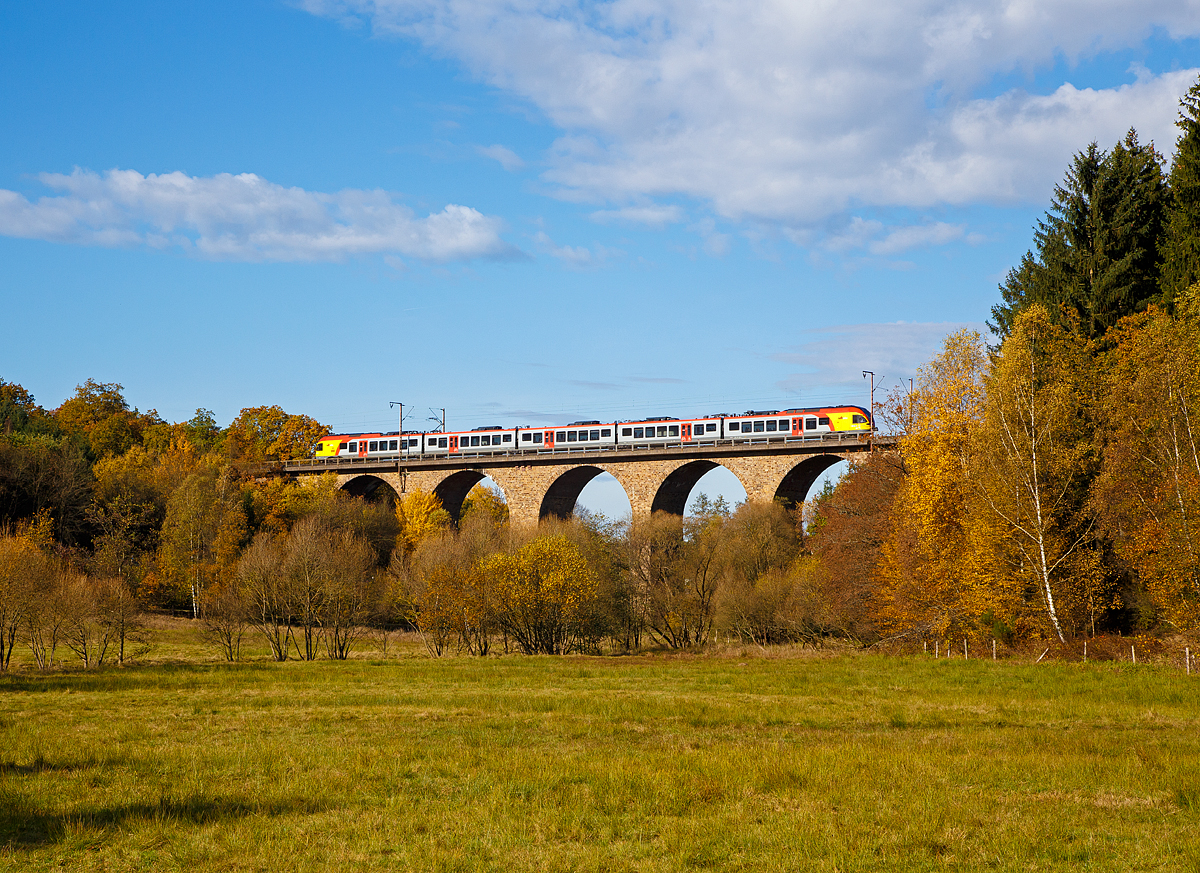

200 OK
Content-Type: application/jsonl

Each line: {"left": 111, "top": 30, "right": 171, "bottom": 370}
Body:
{"left": 991, "top": 132, "right": 1168, "bottom": 340}
{"left": 1160, "top": 75, "right": 1200, "bottom": 310}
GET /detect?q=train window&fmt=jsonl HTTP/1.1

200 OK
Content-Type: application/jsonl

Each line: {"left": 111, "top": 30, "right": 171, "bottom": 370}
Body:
{"left": 566, "top": 431, "right": 577, "bottom": 442}
{"left": 556, "top": 431, "right": 566, "bottom": 441}
{"left": 601, "top": 428, "right": 610, "bottom": 438}
{"left": 634, "top": 428, "right": 644, "bottom": 438}
{"left": 657, "top": 426, "right": 668, "bottom": 437}
{"left": 753, "top": 421, "right": 765, "bottom": 432}
{"left": 348, "top": 442, "right": 357, "bottom": 452}
{"left": 818, "top": 417, "right": 829, "bottom": 426}
{"left": 522, "top": 433, "right": 532, "bottom": 441}
{"left": 806, "top": 418, "right": 817, "bottom": 430}
{"left": 732, "top": 422, "right": 744, "bottom": 432}
{"left": 533, "top": 432, "right": 543, "bottom": 443}
{"left": 389, "top": 440, "right": 397, "bottom": 450}
{"left": 622, "top": 428, "right": 632, "bottom": 437}
{"left": 589, "top": 430, "right": 600, "bottom": 440}
{"left": 706, "top": 423, "right": 717, "bottom": 432}
{"left": 765, "top": 421, "right": 776, "bottom": 432}
{"left": 793, "top": 418, "right": 801, "bottom": 430}
{"left": 777, "top": 420, "right": 788, "bottom": 429}
{"left": 438, "top": 438, "right": 447, "bottom": 448}
{"left": 483, "top": 435, "right": 493, "bottom": 446}
{"left": 469, "top": 436, "right": 478, "bottom": 446}
{"left": 668, "top": 425, "right": 679, "bottom": 436}
{"left": 503, "top": 434, "right": 512, "bottom": 442}
{"left": 853, "top": 415, "right": 868, "bottom": 424}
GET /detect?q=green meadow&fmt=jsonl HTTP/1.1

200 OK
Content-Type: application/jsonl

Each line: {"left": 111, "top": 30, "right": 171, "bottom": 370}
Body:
{"left": 2, "top": 634, "right": 1199, "bottom": 871}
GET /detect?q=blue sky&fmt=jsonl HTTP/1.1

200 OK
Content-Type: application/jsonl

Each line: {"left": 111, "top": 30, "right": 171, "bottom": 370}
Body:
{"left": 2, "top": 1, "right": 1199, "bottom": 515}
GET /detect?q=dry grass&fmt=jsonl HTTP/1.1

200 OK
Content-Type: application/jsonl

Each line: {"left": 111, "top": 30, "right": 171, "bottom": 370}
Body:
{"left": 1, "top": 621, "right": 1199, "bottom": 871}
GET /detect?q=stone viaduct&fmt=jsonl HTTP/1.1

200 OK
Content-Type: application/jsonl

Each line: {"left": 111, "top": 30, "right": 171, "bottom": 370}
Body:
{"left": 282, "top": 435, "right": 888, "bottom": 527}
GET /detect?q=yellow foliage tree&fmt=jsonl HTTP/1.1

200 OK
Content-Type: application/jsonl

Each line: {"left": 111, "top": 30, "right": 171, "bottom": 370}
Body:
{"left": 224, "top": 405, "right": 326, "bottom": 463}
{"left": 973, "top": 305, "right": 1110, "bottom": 641}
{"left": 876, "top": 329, "right": 993, "bottom": 639}
{"left": 395, "top": 489, "right": 451, "bottom": 556}
{"left": 482, "top": 535, "right": 597, "bottom": 654}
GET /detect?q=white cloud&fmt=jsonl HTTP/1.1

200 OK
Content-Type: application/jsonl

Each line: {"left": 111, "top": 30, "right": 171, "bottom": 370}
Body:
{"left": 305, "top": 0, "right": 1200, "bottom": 237}
{"left": 869, "top": 222, "right": 966, "bottom": 255}
{"left": 590, "top": 204, "right": 682, "bottom": 226}
{"left": 532, "top": 229, "right": 620, "bottom": 266}
{"left": 0, "top": 168, "right": 515, "bottom": 262}
{"left": 476, "top": 144, "right": 525, "bottom": 171}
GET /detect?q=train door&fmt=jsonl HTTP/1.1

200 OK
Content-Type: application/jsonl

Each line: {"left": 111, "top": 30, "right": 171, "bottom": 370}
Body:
{"left": 359, "top": 440, "right": 368, "bottom": 458}
{"left": 449, "top": 436, "right": 459, "bottom": 453}
{"left": 544, "top": 430, "right": 555, "bottom": 449}
{"left": 682, "top": 423, "right": 693, "bottom": 442}
{"left": 792, "top": 417, "right": 802, "bottom": 436}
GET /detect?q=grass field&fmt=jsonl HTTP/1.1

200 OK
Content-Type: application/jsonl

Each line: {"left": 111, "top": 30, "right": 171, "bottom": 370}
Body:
{"left": 2, "top": 629, "right": 1199, "bottom": 871}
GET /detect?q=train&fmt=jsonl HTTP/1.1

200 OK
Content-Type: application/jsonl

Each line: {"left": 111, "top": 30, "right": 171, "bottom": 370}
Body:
{"left": 313, "top": 405, "right": 872, "bottom": 460}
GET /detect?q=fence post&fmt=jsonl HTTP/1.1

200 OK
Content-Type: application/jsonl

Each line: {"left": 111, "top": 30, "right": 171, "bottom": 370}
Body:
{"left": 992, "top": 639, "right": 996, "bottom": 661}
{"left": 1131, "top": 644, "right": 1136, "bottom": 664}
{"left": 964, "top": 638, "right": 968, "bottom": 660}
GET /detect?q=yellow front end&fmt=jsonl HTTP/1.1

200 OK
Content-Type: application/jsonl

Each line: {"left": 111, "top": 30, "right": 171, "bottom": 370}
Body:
{"left": 828, "top": 411, "right": 872, "bottom": 432}
{"left": 314, "top": 439, "right": 343, "bottom": 457}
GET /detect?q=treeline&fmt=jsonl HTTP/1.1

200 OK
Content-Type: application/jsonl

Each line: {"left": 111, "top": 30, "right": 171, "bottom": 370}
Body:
{"left": 822, "top": 76, "right": 1200, "bottom": 648}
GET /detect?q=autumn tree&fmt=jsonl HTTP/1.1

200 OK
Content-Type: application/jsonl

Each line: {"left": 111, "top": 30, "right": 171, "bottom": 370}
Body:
{"left": 716, "top": 500, "right": 806, "bottom": 644}
{"left": 974, "top": 306, "right": 1110, "bottom": 641}
{"left": 0, "top": 534, "right": 44, "bottom": 669}
{"left": 224, "top": 405, "right": 326, "bottom": 464}
{"left": 395, "top": 489, "right": 451, "bottom": 558}
{"left": 461, "top": 483, "right": 510, "bottom": 526}
{"left": 876, "top": 329, "right": 990, "bottom": 640}
{"left": 1094, "top": 307, "right": 1200, "bottom": 633}
{"left": 483, "top": 534, "right": 597, "bottom": 654}
{"left": 158, "top": 464, "right": 246, "bottom": 617}
{"left": 55, "top": 379, "right": 162, "bottom": 459}
{"left": 625, "top": 510, "right": 723, "bottom": 649}
{"left": 807, "top": 452, "right": 905, "bottom": 640}
{"left": 237, "top": 533, "right": 292, "bottom": 660}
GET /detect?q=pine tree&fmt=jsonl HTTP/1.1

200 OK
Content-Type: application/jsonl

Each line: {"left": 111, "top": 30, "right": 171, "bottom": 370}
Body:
{"left": 1160, "top": 75, "right": 1200, "bottom": 311}
{"left": 990, "top": 132, "right": 1168, "bottom": 340}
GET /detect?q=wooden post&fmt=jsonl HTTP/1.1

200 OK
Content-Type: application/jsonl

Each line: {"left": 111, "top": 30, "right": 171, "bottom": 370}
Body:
{"left": 1083, "top": 639, "right": 1087, "bottom": 663}
{"left": 1131, "top": 644, "right": 1136, "bottom": 664}
{"left": 992, "top": 639, "right": 996, "bottom": 661}
{"left": 1187, "top": 647, "right": 1191, "bottom": 676}
{"left": 923, "top": 640, "right": 927, "bottom": 655}
{"left": 964, "top": 638, "right": 968, "bottom": 660}
{"left": 935, "top": 640, "right": 939, "bottom": 659}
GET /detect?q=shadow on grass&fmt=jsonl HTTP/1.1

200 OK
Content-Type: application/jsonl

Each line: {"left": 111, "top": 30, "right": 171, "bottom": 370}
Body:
{"left": 0, "top": 792, "right": 328, "bottom": 847}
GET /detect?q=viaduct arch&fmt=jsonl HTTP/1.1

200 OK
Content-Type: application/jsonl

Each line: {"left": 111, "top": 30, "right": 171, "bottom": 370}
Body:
{"left": 329, "top": 451, "right": 854, "bottom": 527}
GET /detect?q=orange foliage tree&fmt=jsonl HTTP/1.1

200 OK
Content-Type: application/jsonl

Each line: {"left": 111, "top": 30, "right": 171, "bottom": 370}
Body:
{"left": 1095, "top": 306, "right": 1200, "bottom": 634}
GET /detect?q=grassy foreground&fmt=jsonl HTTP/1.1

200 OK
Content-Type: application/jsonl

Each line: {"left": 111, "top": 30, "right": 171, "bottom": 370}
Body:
{"left": 1, "top": 643, "right": 1199, "bottom": 871}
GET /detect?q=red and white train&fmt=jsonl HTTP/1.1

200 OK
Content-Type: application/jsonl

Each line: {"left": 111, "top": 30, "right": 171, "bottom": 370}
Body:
{"left": 313, "top": 406, "right": 871, "bottom": 459}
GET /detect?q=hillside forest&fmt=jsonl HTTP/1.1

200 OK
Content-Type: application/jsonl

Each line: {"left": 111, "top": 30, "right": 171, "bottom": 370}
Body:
{"left": 5, "top": 78, "right": 1200, "bottom": 665}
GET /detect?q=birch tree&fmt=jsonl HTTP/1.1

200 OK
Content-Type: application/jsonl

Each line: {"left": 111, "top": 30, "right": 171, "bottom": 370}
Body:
{"left": 974, "top": 306, "right": 1106, "bottom": 641}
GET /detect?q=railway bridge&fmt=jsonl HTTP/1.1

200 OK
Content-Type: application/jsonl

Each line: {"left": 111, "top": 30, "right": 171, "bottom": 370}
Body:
{"left": 281, "top": 433, "right": 894, "bottom": 527}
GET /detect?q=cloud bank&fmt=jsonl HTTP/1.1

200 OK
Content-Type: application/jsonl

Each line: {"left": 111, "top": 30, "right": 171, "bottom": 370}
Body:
{"left": 305, "top": 0, "right": 1200, "bottom": 230}
{"left": 0, "top": 168, "right": 514, "bottom": 262}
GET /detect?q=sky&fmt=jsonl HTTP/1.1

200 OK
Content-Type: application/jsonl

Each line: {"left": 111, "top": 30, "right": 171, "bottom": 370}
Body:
{"left": 2, "top": 1, "right": 1199, "bottom": 516}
